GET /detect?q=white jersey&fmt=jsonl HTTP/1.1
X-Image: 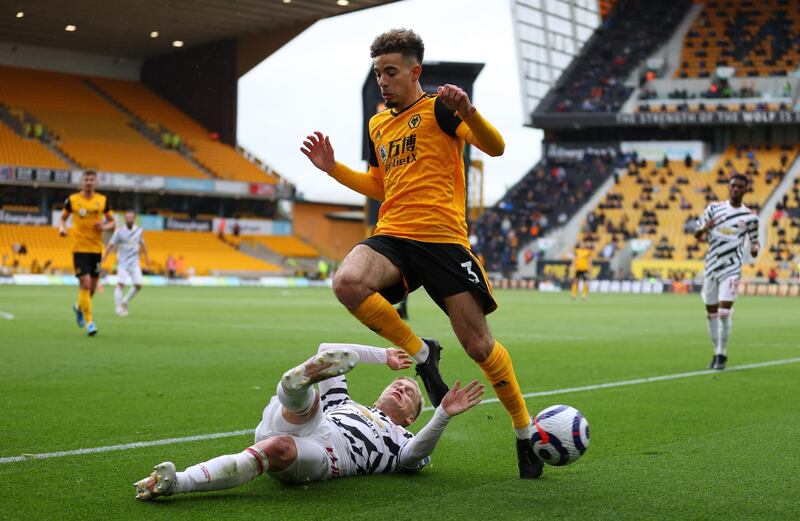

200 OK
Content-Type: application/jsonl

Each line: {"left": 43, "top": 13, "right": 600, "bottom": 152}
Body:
{"left": 698, "top": 200, "right": 759, "bottom": 281}
{"left": 109, "top": 225, "right": 144, "bottom": 271}
{"left": 319, "top": 375, "right": 428, "bottom": 477}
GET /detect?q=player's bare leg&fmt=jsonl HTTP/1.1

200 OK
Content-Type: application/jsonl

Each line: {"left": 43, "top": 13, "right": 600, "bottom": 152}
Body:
{"left": 445, "top": 291, "right": 542, "bottom": 479}
{"left": 333, "top": 245, "right": 447, "bottom": 403}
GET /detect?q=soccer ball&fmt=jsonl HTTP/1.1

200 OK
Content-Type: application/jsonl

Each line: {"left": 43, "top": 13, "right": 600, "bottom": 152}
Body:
{"left": 532, "top": 405, "right": 590, "bottom": 466}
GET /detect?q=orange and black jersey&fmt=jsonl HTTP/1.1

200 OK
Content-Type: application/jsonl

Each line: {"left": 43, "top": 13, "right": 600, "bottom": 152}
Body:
{"left": 63, "top": 192, "right": 113, "bottom": 253}
{"left": 365, "top": 94, "right": 471, "bottom": 246}
{"left": 573, "top": 248, "right": 592, "bottom": 272}
{"left": 329, "top": 94, "right": 503, "bottom": 248}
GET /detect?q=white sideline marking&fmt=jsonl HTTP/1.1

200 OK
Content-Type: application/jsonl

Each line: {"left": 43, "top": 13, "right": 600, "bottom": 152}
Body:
{"left": 0, "top": 311, "right": 14, "bottom": 319}
{"left": 2, "top": 357, "right": 799, "bottom": 465}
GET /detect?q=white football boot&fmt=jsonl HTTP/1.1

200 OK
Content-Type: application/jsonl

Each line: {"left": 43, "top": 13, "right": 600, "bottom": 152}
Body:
{"left": 134, "top": 461, "right": 177, "bottom": 500}
{"left": 281, "top": 348, "right": 360, "bottom": 392}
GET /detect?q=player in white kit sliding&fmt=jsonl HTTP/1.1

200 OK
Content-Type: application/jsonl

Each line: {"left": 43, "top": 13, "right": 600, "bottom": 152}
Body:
{"left": 134, "top": 343, "right": 484, "bottom": 500}
{"left": 101, "top": 210, "right": 151, "bottom": 317}
{"left": 694, "top": 174, "right": 760, "bottom": 370}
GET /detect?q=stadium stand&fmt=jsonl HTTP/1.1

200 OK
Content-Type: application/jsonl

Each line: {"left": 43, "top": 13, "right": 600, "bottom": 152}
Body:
{"left": 90, "top": 78, "right": 278, "bottom": 183}
{"left": 0, "top": 66, "right": 278, "bottom": 182}
{"left": 537, "top": 0, "right": 691, "bottom": 113}
{"left": 0, "top": 225, "right": 282, "bottom": 276}
{"left": 0, "top": 123, "right": 69, "bottom": 169}
{"left": 229, "top": 235, "right": 320, "bottom": 258}
{"left": 473, "top": 151, "right": 617, "bottom": 273}
{"left": 0, "top": 224, "right": 71, "bottom": 273}
{"left": 140, "top": 231, "right": 282, "bottom": 275}
{"left": 578, "top": 145, "right": 799, "bottom": 269}
{"left": 675, "top": 0, "right": 800, "bottom": 79}
{"left": 0, "top": 66, "right": 208, "bottom": 178}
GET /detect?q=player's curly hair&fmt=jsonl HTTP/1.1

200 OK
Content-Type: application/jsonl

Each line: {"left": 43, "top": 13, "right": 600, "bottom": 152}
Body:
{"left": 370, "top": 28, "right": 424, "bottom": 63}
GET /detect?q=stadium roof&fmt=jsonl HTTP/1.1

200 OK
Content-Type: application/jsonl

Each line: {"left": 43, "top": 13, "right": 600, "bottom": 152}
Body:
{"left": 2, "top": 0, "right": 399, "bottom": 58}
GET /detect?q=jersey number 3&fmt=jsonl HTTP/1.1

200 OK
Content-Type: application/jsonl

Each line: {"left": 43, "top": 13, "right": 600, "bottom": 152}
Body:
{"left": 461, "top": 261, "right": 480, "bottom": 284}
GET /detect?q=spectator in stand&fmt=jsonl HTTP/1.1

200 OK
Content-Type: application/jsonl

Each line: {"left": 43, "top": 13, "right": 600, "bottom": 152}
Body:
{"left": 768, "top": 266, "right": 778, "bottom": 284}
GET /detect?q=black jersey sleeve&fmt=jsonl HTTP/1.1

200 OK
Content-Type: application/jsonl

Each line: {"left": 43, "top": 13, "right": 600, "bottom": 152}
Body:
{"left": 434, "top": 97, "right": 463, "bottom": 137}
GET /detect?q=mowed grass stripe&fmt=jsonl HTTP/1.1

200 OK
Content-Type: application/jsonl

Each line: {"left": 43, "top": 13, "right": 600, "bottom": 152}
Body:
{"left": 3, "top": 356, "right": 798, "bottom": 465}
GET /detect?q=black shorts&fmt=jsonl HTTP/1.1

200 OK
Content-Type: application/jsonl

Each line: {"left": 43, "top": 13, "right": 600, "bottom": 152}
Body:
{"left": 73, "top": 252, "right": 101, "bottom": 278}
{"left": 362, "top": 235, "right": 497, "bottom": 315}
{"left": 575, "top": 270, "right": 588, "bottom": 280}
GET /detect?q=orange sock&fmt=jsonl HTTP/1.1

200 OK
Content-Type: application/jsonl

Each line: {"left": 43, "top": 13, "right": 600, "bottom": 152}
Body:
{"left": 350, "top": 293, "right": 423, "bottom": 355}
{"left": 478, "top": 341, "right": 530, "bottom": 429}
{"left": 582, "top": 280, "right": 589, "bottom": 299}
{"left": 571, "top": 280, "right": 578, "bottom": 298}
{"left": 79, "top": 288, "right": 93, "bottom": 324}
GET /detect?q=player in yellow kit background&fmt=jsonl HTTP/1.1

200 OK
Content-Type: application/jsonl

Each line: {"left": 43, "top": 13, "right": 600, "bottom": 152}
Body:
{"left": 571, "top": 242, "right": 593, "bottom": 301}
{"left": 59, "top": 170, "right": 115, "bottom": 336}
{"left": 301, "top": 28, "right": 544, "bottom": 479}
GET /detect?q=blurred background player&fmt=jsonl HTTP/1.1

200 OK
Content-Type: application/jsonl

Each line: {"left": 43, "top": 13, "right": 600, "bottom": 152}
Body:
{"left": 134, "top": 343, "right": 484, "bottom": 500}
{"left": 301, "top": 28, "right": 543, "bottom": 479}
{"left": 59, "top": 170, "right": 115, "bottom": 336}
{"left": 101, "top": 210, "right": 151, "bottom": 317}
{"left": 571, "top": 242, "right": 592, "bottom": 301}
{"left": 694, "top": 174, "right": 760, "bottom": 370}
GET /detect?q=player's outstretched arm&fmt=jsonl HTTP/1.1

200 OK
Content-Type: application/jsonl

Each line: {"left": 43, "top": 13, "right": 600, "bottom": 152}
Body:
{"left": 300, "top": 132, "right": 385, "bottom": 201}
{"left": 317, "top": 343, "right": 410, "bottom": 370}
{"left": 438, "top": 84, "right": 505, "bottom": 157}
{"left": 440, "top": 380, "right": 484, "bottom": 417}
{"left": 397, "top": 379, "right": 485, "bottom": 471}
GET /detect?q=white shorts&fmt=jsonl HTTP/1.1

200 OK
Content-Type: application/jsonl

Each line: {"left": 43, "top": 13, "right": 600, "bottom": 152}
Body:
{"left": 117, "top": 265, "right": 143, "bottom": 286}
{"left": 701, "top": 275, "right": 740, "bottom": 305}
{"left": 253, "top": 396, "right": 333, "bottom": 483}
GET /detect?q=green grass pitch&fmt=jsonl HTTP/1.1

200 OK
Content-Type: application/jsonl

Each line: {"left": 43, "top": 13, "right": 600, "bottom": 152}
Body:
{"left": 1, "top": 286, "right": 798, "bottom": 520}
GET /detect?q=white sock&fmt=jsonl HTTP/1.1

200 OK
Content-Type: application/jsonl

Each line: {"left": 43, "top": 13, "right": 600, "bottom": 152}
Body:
{"left": 276, "top": 382, "right": 315, "bottom": 415}
{"left": 175, "top": 447, "right": 266, "bottom": 494}
{"left": 515, "top": 418, "right": 534, "bottom": 440}
{"left": 123, "top": 286, "right": 139, "bottom": 304}
{"left": 114, "top": 286, "right": 123, "bottom": 309}
{"left": 412, "top": 339, "right": 429, "bottom": 364}
{"left": 718, "top": 308, "right": 733, "bottom": 356}
{"left": 707, "top": 313, "right": 720, "bottom": 354}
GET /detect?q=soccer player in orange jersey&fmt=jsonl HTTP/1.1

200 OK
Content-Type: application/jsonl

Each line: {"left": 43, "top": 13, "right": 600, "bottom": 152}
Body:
{"left": 301, "top": 29, "right": 543, "bottom": 478}
{"left": 571, "top": 242, "right": 592, "bottom": 301}
{"left": 59, "top": 170, "right": 115, "bottom": 336}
